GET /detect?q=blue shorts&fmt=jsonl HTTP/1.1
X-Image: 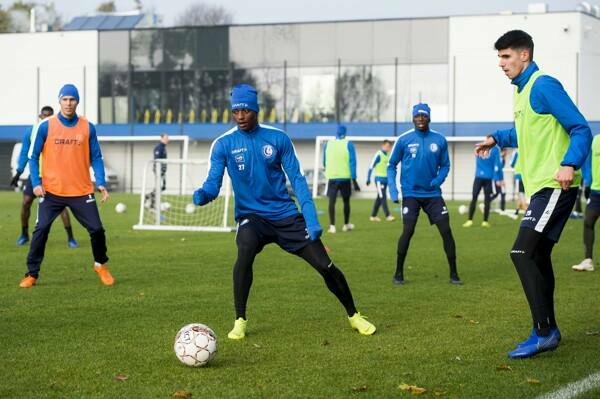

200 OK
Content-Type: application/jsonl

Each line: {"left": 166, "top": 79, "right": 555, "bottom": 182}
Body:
{"left": 587, "top": 191, "right": 600, "bottom": 211}
{"left": 236, "top": 213, "right": 310, "bottom": 254}
{"left": 520, "top": 187, "right": 577, "bottom": 242}
{"left": 22, "top": 177, "right": 34, "bottom": 197}
{"left": 401, "top": 196, "right": 449, "bottom": 225}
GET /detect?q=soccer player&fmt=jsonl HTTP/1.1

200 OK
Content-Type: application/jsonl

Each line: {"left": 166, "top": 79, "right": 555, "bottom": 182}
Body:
{"left": 192, "top": 84, "right": 376, "bottom": 339}
{"left": 10, "top": 105, "right": 78, "bottom": 248}
{"left": 366, "top": 140, "right": 395, "bottom": 222}
{"left": 475, "top": 30, "right": 591, "bottom": 358}
{"left": 323, "top": 125, "right": 360, "bottom": 233}
{"left": 154, "top": 133, "right": 169, "bottom": 191}
{"left": 572, "top": 134, "right": 599, "bottom": 272}
{"left": 463, "top": 145, "right": 504, "bottom": 227}
{"left": 511, "top": 150, "right": 528, "bottom": 215}
{"left": 19, "top": 84, "right": 114, "bottom": 288}
{"left": 388, "top": 103, "right": 462, "bottom": 285}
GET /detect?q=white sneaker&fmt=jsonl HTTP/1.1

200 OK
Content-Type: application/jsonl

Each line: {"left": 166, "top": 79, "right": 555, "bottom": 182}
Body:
{"left": 386, "top": 215, "right": 395, "bottom": 221}
{"left": 572, "top": 258, "right": 594, "bottom": 272}
{"left": 342, "top": 223, "right": 354, "bottom": 232}
{"left": 328, "top": 225, "right": 336, "bottom": 234}
{"left": 369, "top": 216, "right": 381, "bottom": 222}
{"left": 478, "top": 203, "right": 485, "bottom": 213}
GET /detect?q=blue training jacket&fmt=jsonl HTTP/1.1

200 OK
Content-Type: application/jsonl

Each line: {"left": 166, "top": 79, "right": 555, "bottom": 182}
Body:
{"left": 475, "top": 145, "right": 503, "bottom": 180}
{"left": 387, "top": 128, "right": 450, "bottom": 200}
{"left": 16, "top": 126, "right": 33, "bottom": 174}
{"left": 322, "top": 139, "right": 357, "bottom": 180}
{"left": 366, "top": 150, "right": 389, "bottom": 184}
{"left": 492, "top": 62, "right": 591, "bottom": 170}
{"left": 197, "top": 123, "right": 320, "bottom": 230}
{"left": 28, "top": 112, "right": 106, "bottom": 188}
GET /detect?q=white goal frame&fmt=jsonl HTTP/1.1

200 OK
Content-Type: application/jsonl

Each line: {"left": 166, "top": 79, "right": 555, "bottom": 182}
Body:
{"left": 132, "top": 158, "right": 234, "bottom": 233}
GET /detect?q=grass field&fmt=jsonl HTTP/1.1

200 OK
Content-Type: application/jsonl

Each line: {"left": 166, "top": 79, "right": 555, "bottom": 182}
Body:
{"left": 1, "top": 191, "right": 599, "bottom": 399}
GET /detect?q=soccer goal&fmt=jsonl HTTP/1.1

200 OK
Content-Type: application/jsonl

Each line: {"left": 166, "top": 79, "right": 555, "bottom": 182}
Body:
{"left": 133, "top": 158, "right": 235, "bottom": 232}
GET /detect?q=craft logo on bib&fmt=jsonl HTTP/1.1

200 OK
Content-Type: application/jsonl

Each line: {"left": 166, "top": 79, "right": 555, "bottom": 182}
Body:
{"left": 262, "top": 144, "right": 274, "bottom": 159}
{"left": 430, "top": 143, "right": 438, "bottom": 152}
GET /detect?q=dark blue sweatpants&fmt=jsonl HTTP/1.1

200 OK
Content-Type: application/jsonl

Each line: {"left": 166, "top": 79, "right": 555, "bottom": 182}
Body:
{"left": 26, "top": 192, "right": 108, "bottom": 278}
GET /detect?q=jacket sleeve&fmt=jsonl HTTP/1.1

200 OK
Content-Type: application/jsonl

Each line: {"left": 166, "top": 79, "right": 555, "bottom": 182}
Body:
{"left": 322, "top": 142, "right": 327, "bottom": 168}
{"left": 432, "top": 139, "right": 450, "bottom": 186}
{"left": 492, "top": 127, "right": 518, "bottom": 148}
{"left": 28, "top": 121, "right": 49, "bottom": 188}
{"left": 200, "top": 138, "right": 227, "bottom": 202}
{"left": 16, "top": 127, "right": 32, "bottom": 174}
{"left": 89, "top": 123, "right": 106, "bottom": 188}
{"left": 348, "top": 141, "right": 357, "bottom": 180}
{"left": 387, "top": 138, "right": 403, "bottom": 201}
{"left": 531, "top": 76, "right": 592, "bottom": 170}
{"left": 367, "top": 153, "right": 381, "bottom": 183}
{"left": 281, "top": 135, "right": 320, "bottom": 229}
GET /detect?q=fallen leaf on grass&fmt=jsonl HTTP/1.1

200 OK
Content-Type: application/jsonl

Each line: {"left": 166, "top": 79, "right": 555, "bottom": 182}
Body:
{"left": 173, "top": 391, "right": 192, "bottom": 398}
{"left": 453, "top": 315, "right": 464, "bottom": 319}
{"left": 496, "top": 365, "right": 512, "bottom": 371}
{"left": 527, "top": 378, "right": 541, "bottom": 385}
{"left": 351, "top": 385, "right": 368, "bottom": 392}
{"left": 585, "top": 331, "right": 599, "bottom": 336}
{"left": 469, "top": 320, "right": 480, "bottom": 325}
{"left": 399, "top": 383, "right": 427, "bottom": 395}
{"left": 321, "top": 340, "right": 330, "bottom": 346}
{"left": 114, "top": 373, "right": 129, "bottom": 381}
{"left": 253, "top": 343, "right": 262, "bottom": 349}
{"left": 433, "top": 391, "right": 447, "bottom": 397}
{"left": 454, "top": 356, "right": 462, "bottom": 361}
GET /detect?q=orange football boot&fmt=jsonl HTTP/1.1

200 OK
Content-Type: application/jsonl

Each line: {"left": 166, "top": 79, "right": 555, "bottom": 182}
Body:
{"left": 19, "top": 275, "right": 37, "bottom": 288}
{"left": 95, "top": 265, "right": 114, "bottom": 286}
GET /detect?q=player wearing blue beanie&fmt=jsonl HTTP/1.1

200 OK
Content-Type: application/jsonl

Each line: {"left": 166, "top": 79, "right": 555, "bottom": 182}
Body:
{"left": 193, "top": 84, "right": 376, "bottom": 339}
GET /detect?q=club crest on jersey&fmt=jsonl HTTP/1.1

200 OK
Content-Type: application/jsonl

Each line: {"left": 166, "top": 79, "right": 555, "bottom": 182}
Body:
{"left": 262, "top": 144, "right": 274, "bottom": 159}
{"left": 235, "top": 154, "right": 245, "bottom": 163}
{"left": 430, "top": 143, "right": 439, "bottom": 152}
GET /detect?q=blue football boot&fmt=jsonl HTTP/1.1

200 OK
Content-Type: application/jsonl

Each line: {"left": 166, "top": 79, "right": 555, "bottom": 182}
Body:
{"left": 508, "top": 328, "right": 560, "bottom": 359}
{"left": 516, "top": 327, "right": 561, "bottom": 348}
{"left": 68, "top": 238, "right": 79, "bottom": 248}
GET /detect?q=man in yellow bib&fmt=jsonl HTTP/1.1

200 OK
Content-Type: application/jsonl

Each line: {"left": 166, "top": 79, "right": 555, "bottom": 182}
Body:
{"left": 476, "top": 30, "right": 591, "bottom": 358}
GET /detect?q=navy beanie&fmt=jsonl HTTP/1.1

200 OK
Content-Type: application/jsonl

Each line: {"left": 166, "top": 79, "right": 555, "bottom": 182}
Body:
{"left": 58, "top": 84, "right": 80, "bottom": 102}
{"left": 230, "top": 84, "right": 259, "bottom": 113}
{"left": 336, "top": 125, "right": 347, "bottom": 139}
{"left": 412, "top": 103, "right": 431, "bottom": 118}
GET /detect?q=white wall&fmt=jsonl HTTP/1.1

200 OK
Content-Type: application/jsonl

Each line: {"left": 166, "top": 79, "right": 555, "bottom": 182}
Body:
{"left": 0, "top": 31, "right": 98, "bottom": 125}
{"left": 578, "top": 13, "right": 600, "bottom": 122}
{"left": 449, "top": 12, "right": 582, "bottom": 122}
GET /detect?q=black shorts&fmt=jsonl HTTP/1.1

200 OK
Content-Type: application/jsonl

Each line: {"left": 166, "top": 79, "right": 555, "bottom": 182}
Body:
{"left": 401, "top": 196, "right": 449, "bottom": 225}
{"left": 472, "top": 177, "right": 493, "bottom": 199}
{"left": 327, "top": 180, "right": 351, "bottom": 199}
{"left": 587, "top": 191, "right": 600, "bottom": 211}
{"left": 518, "top": 180, "right": 525, "bottom": 193}
{"left": 22, "top": 177, "right": 34, "bottom": 197}
{"left": 521, "top": 187, "right": 578, "bottom": 242}
{"left": 236, "top": 213, "right": 310, "bottom": 254}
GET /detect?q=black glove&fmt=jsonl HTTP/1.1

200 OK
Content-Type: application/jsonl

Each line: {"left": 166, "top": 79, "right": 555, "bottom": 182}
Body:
{"left": 584, "top": 186, "right": 591, "bottom": 200}
{"left": 352, "top": 179, "right": 361, "bottom": 192}
{"left": 10, "top": 172, "right": 22, "bottom": 188}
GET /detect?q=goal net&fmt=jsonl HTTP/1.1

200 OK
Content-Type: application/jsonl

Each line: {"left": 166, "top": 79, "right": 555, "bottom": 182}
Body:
{"left": 133, "top": 158, "right": 235, "bottom": 232}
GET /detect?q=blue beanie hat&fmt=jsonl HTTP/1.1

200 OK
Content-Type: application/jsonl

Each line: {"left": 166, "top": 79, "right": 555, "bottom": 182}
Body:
{"left": 230, "top": 84, "right": 259, "bottom": 113}
{"left": 412, "top": 103, "right": 431, "bottom": 118}
{"left": 336, "top": 125, "right": 347, "bottom": 139}
{"left": 58, "top": 84, "right": 80, "bottom": 102}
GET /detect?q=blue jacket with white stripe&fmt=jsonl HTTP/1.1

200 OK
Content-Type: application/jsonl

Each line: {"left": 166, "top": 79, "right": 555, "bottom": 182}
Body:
{"left": 387, "top": 128, "right": 450, "bottom": 201}
{"left": 475, "top": 145, "right": 503, "bottom": 180}
{"left": 195, "top": 124, "right": 320, "bottom": 234}
{"left": 16, "top": 126, "right": 33, "bottom": 174}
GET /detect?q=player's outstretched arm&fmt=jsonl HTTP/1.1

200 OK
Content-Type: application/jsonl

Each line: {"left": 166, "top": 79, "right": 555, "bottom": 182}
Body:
{"left": 27, "top": 120, "right": 48, "bottom": 189}
{"left": 193, "top": 138, "right": 226, "bottom": 206}
{"left": 431, "top": 139, "right": 450, "bottom": 187}
{"left": 281, "top": 135, "right": 321, "bottom": 240}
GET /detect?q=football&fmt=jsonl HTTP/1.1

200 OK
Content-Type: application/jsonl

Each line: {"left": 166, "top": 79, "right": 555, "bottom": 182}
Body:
{"left": 458, "top": 204, "right": 467, "bottom": 215}
{"left": 160, "top": 201, "right": 171, "bottom": 211}
{"left": 185, "top": 203, "right": 196, "bottom": 214}
{"left": 174, "top": 323, "right": 217, "bottom": 367}
{"left": 115, "top": 203, "right": 127, "bottom": 213}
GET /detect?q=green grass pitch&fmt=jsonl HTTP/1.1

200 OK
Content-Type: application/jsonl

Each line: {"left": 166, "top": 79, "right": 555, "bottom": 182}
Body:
{"left": 0, "top": 191, "right": 599, "bottom": 398}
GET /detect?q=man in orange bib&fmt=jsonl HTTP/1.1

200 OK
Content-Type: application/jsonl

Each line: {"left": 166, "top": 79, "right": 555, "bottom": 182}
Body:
{"left": 19, "top": 84, "right": 114, "bottom": 288}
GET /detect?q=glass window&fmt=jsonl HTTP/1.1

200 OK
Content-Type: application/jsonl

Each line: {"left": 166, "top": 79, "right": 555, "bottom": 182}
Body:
{"left": 396, "top": 64, "right": 449, "bottom": 122}
{"left": 339, "top": 65, "right": 395, "bottom": 122}
{"left": 233, "top": 67, "right": 285, "bottom": 123}
{"left": 195, "top": 69, "right": 231, "bottom": 123}
{"left": 195, "top": 27, "right": 229, "bottom": 69}
{"left": 229, "top": 26, "right": 264, "bottom": 68}
{"left": 99, "top": 31, "right": 129, "bottom": 71}
{"left": 131, "top": 30, "right": 163, "bottom": 71}
{"left": 334, "top": 21, "right": 374, "bottom": 65}
{"left": 298, "top": 23, "right": 336, "bottom": 66}
{"left": 132, "top": 71, "right": 161, "bottom": 123}
{"left": 162, "top": 28, "right": 196, "bottom": 70}
{"left": 286, "top": 67, "right": 337, "bottom": 123}
{"left": 263, "top": 25, "right": 300, "bottom": 67}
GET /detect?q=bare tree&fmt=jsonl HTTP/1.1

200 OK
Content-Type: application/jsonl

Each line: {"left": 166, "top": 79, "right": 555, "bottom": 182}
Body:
{"left": 175, "top": 2, "right": 233, "bottom": 26}
{"left": 97, "top": 1, "right": 116, "bottom": 12}
{"left": 0, "top": 6, "right": 10, "bottom": 32}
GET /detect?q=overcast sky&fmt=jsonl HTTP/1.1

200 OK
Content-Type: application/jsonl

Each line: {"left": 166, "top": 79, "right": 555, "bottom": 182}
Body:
{"left": 0, "top": 0, "right": 590, "bottom": 26}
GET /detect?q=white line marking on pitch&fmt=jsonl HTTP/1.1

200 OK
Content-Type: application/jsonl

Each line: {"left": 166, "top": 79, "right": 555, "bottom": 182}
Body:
{"left": 536, "top": 372, "right": 600, "bottom": 399}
